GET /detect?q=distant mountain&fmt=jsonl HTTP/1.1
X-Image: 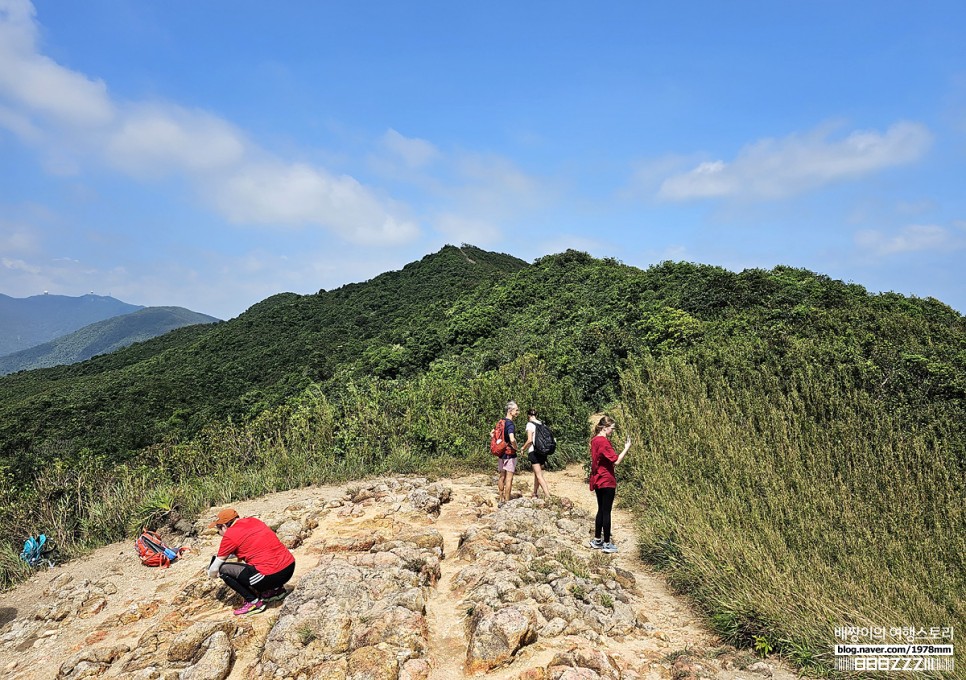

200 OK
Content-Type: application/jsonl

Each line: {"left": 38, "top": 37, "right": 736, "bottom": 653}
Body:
{"left": 0, "top": 306, "right": 220, "bottom": 375}
{"left": 0, "top": 293, "right": 143, "bottom": 355}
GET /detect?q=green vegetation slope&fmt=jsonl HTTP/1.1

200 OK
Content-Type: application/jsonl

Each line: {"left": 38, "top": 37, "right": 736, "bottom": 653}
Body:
{"left": 0, "top": 306, "right": 219, "bottom": 376}
{"left": 0, "top": 245, "right": 527, "bottom": 471}
{"left": 0, "top": 293, "right": 142, "bottom": 355}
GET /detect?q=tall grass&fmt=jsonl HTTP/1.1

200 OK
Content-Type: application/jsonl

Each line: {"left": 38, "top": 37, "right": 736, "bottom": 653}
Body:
{"left": 619, "top": 349, "right": 964, "bottom": 676}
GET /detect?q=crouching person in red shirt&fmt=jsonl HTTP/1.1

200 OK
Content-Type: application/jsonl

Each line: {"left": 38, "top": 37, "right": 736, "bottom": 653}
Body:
{"left": 206, "top": 508, "right": 296, "bottom": 616}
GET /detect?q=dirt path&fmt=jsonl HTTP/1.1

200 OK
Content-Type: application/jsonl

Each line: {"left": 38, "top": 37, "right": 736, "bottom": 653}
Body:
{"left": 551, "top": 466, "right": 713, "bottom": 644}
{"left": 0, "top": 465, "right": 794, "bottom": 679}
{"left": 424, "top": 479, "right": 485, "bottom": 679}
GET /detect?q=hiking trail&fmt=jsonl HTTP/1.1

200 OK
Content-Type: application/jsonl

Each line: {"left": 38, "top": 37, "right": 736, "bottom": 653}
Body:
{"left": 0, "top": 464, "right": 796, "bottom": 680}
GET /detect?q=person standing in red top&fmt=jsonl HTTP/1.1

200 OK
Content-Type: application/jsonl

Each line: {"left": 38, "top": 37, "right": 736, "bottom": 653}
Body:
{"left": 206, "top": 508, "right": 296, "bottom": 615}
{"left": 588, "top": 415, "right": 631, "bottom": 554}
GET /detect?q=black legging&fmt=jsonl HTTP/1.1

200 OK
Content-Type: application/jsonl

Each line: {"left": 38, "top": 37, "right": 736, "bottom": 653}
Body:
{"left": 219, "top": 561, "right": 295, "bottom": 602}
{"left": 595, "top": 487, "right": 616, "bottom": 543}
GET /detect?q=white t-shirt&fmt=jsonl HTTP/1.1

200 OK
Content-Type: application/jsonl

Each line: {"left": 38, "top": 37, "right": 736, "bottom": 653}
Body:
{"left": 525, "top": 419, "right": 541, "bottom": 453}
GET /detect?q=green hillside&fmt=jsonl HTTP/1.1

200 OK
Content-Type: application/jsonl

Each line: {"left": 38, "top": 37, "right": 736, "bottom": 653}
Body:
{"left": 0, "top": 293, "right": 142, "bottom": 355}
{"left": 0, "top": 245, "right": 527, "bottom": 471}
{"left": 0, "top": 245, "right": 962, "bottom": 675}
{"left": 0, "top": 306, "right": 219, "bottom": 376}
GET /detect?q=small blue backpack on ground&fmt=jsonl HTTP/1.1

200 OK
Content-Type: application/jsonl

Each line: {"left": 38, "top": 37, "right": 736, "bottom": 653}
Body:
{"left": 20, "top": 534, "right": 56, "bottom": 568}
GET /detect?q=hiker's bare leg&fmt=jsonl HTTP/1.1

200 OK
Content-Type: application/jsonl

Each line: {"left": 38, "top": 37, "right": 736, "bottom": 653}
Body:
{"left": 503, "top": 471, "right": 514, "bottom": 502}
{"left": 533, "top": 463, "right": 550, "bottom": 498}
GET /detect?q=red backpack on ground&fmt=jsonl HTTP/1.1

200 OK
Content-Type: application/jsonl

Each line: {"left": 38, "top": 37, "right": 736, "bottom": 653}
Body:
{"left": 135, "top": 529, "right": 185, "bottom": 568}
{"left": 490, "top": 419, "right": 512, "bottom": 456}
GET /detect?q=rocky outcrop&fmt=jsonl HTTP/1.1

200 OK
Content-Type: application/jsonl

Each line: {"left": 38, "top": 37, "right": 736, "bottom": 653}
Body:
{"left": 247, "top": 526, "right": 441, "bottom": 678}
{"left": 57, "top": 644, "right": 130, "bottom": 679}
{"left": 465, "top": 603, "right": 537, "bottom": 672}
{"left": 454, "top": 496, "right": 645, "bottom": 673}
{"left": 0, "top": 470, "right": 799, "bottom": 680}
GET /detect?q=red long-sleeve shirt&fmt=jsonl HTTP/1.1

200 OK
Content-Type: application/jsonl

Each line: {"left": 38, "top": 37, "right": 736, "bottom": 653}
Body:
{"left": 589, "top": 435, "right": 618, "bottom": 491}
{"left": 217, "top": 517, "right": 294, "bottom": 575}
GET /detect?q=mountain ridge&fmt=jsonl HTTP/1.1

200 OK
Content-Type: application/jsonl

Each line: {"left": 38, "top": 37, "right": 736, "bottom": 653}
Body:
{"left": 0, "top": 306, "right": 220, "bottom": 376}
{"left": 0, "top": 293, "right": 143, "bottom": 356}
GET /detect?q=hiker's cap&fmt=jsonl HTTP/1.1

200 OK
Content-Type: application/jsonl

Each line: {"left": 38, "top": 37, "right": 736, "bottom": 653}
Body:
{"left": 208, "top": 508, "right": 239, "bottom": 528}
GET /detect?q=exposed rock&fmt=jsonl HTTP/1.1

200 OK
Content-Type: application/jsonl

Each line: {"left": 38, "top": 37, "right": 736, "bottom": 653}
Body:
{"left": 325, "top": 536, "right": 379, "bottom": 552}
{"left": 399, "top": 657, "right": 431, "bottom": 680}
{"left": 34, "top": 579, "right": 119, "bottom": 623}
{"left": 672, "top": 655, "right": 699, "bottom": 680}
{"left": 166, "top": 620, "right": 237, "bottom": 662}
{"left": 452, "top": 496, "right": 646, "bottom": 657}
{"left": 548, "top": 668, "right": 603, "bottom": 680}
{"left": 249, "top": 527, "right": 436, "bottom": 679}
{"left": 748, "top": 661, "right": 774, "bottom": 676}
{"left": 346, "top": 644, "right": 399, "bottom": 680}
{"left": 57, "top": 644, "right": 129, "bottom": 679}
{"left": 465, "top": 604, "right": 537, "bottom": 672}
{"left": 179, "top": 630, "right": 233, "bottom": 680}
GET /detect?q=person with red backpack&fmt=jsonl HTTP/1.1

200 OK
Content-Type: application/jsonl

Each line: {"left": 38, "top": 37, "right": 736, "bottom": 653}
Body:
{"left": 206, "top": 508, "right": 295, "bottom": 616}
{"left": 491, "top": 400, "right": 519, "bottom": 504}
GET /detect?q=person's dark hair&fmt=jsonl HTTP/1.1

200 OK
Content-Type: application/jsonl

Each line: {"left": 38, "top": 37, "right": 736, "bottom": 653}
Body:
{"left": 593, "top": 415, "right": 615, "bottom": 437}
{"left": 527, "top": 408, "right": 537, "bottom": 417}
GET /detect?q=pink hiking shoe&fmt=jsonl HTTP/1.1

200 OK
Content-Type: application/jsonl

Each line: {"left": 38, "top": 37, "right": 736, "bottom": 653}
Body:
{"left": 233, "top": 599, "right": 266, "bottom": 616}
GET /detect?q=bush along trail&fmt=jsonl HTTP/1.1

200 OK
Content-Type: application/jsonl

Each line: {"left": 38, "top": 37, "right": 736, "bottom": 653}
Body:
{"left": 0, "top": 466, "right": 798, "bottom": 680}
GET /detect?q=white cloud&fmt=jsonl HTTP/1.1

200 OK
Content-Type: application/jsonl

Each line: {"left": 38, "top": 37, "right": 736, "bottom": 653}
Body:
{"left": 382, "top": 128, "right": 439, "bottom": 168}
{"left": 854, "top": 224, "right": 957, "bottom": 257}
{"left": 212, "top": 162, "right": 419, "bottom": 245}
{"left": 0, "top": 101, "right": 39, "bottom": 139}
{"left": 0, "top": 0, "right": 114, "bottom": 129}
{"left": 0, "top": 223, "right": 37, "bottom": 253}
{"left": 659, "top": 122, "right": 932, "bottom": 201}
{"left": 0, "top": 1, "right": 422, "bottom": 246}
{"left": 456, "top": 154, "right": 538, "bottom": 197}
{"left": 443, "top": 153, "right": 553, "bottom": 223}
{"left": 1, "top": 256, "right": 40, "bottom": 274}
{"left": 622, "top": 154, "right": 698, "bottom": 200}
{"left": 657, "top": 244, "right": 689, "bottom": 261}
{"left": 371, "top": 137, "right": 556, "bottom": 247}
{"left": 105, "top": 104, "right": 247, "bottom": 177}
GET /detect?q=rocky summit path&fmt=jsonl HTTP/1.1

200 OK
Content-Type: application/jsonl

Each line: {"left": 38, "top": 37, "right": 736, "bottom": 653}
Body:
{"left": 0, "top": 465, "right": 797, "bottom": 680}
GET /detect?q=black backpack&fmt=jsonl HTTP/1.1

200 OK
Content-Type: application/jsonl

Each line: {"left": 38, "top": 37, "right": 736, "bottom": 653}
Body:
{"left": 534, "top": 422, "right": 556, "bottom": 455}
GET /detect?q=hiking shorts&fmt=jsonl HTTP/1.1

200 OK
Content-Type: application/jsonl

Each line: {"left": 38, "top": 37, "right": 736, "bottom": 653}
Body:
{"left": 527, "top": 450, "right": 548, "bottom": 467}
{"left": 497, "top": 455, "right": 516, "bottom": 473}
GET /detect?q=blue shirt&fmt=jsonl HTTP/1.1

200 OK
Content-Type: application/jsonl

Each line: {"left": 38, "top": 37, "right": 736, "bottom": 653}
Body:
{"left": 500, "top": 418, "right": 516, "bottom": 458}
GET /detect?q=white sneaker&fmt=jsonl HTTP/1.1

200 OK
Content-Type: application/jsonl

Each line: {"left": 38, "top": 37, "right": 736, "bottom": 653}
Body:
{"left": 589, "top": 538, "right": 604, "bottom": 549}
{"left": 602, "top": 542, "right": 618, "bottom": 554}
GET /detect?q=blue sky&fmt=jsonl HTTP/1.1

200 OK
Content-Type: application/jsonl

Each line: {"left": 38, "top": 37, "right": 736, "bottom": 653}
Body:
{"left": 1, "top": 1, "right": 964, "bottom": 319}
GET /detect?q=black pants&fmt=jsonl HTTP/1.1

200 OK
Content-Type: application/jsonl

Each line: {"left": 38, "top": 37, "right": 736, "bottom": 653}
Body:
{"left": 594, "top": 487, "right": 616, "bottom": 543}
{"left": 219, "top": 561, "right": 295, "bottom": 602}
